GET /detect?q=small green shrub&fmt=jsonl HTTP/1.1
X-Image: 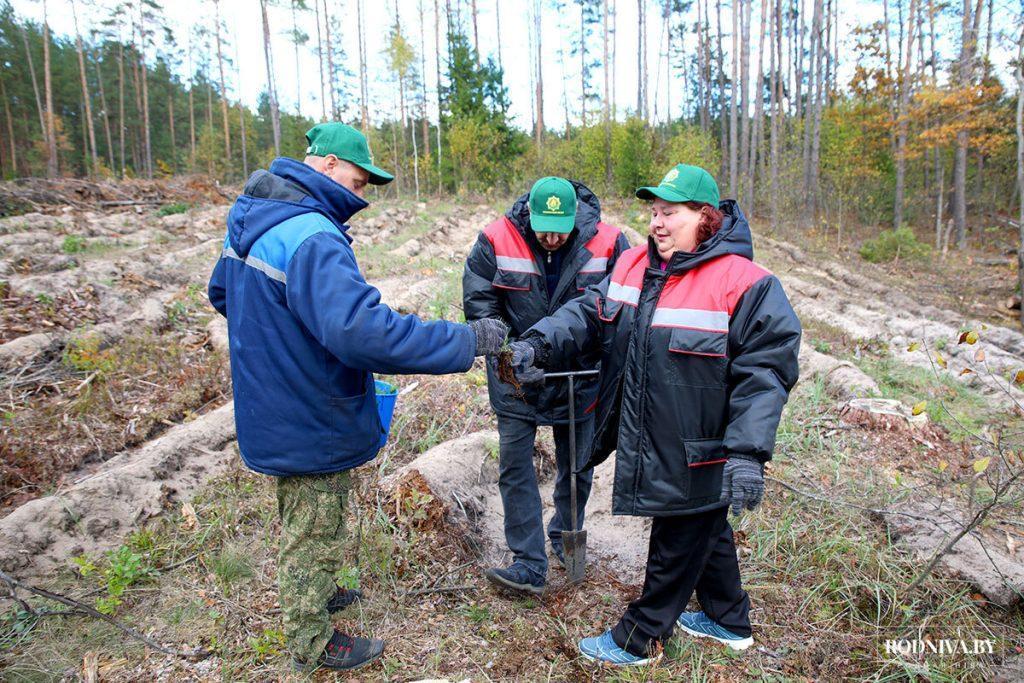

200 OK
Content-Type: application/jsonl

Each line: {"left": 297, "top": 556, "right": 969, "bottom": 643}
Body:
{"left": 62, "top": 333, "right": 115, "bottom": 375}
{"left": 859, "top": 226, "right": 930, "bottom": 263}
{"left": 157, "top": 202, "right": 191, "bottom": 216}
{"left": 62, "top": 235, "right": 87, "bottom": 253}
{"left": 73, "top": 545, "right": 155, "bottom": 614}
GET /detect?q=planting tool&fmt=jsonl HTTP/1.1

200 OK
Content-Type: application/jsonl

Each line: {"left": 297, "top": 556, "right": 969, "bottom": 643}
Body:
{"left": 543, "top": 369, "right": 599, "bottom": 584}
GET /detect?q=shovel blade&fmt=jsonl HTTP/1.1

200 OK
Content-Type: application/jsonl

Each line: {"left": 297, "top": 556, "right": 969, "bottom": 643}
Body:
{"left": 562, "top": 529, "right": 587, "bottom": 584}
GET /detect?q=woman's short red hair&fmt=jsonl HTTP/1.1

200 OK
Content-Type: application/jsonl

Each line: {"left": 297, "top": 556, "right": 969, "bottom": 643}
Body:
{"left": 683, "top": 201, "right": 724, "bottom": 245}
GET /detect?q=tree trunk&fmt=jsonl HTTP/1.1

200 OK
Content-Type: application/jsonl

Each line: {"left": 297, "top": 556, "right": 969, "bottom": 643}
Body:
{"left": 42, "top": 0, "right": 59, "bottom": 178}
{"left": 808, "top": 0, "right": 825, "bottom": 224}
{"left": 793, "top": 0, "right": 803, "bottom": 120}
{"left": 716, "top": 0, "right": 726, "bottom": 180}
{"left": 770, "top": 0, "right": 780, "bottom": 230}
{"left": 581, "top": 3, "right": 587, "bottom": 127}
{"left": 130, "top": 27, "right": 145, "bottom": 173}
{"left": 535, "top": 0, "right": 544, "bottom": 142}
{"left": 324, "top": 0, "right": 338, "bottom": 118}
{"left": 138, "top": 9, "right": 153, "bottom": 179}
{"left": 934, "top": 161, "right": 944, "bottom": 248}
{"left": 129, "top": 36, "right": 141, "bottom": 172}
{"left": 357, "top": 0, "right": 369, "bottom": 131}
{"left": 665, "top": 0, "right": 672, "bottom": 123}
{"left": 746, "top": 0, "right": 768, "bottom": 212}
{"left": 882, "top": 0, "right": 893, "bottom": 83}
{"left": 893, "top": 0, "right": 918, "bottom": 230}
{"left": 471, "top": 0, "right": 480, "bottom": 59}
{"left": 739, "top": 0, "right": 751, "bottom": 203}
{"left": 729, "top": 0, "right": 739, "bottom": 196}
{"left": 292, "top": 0, "right": 302, "bottom": 117}
{"left": 637, "top": 0, "right": 646, "bottom": 120}
{"left": 697, "top": 0, "right": 708, "bottom": 130}
{"left": 0, "top": 76, "right": 16, "bottom": 176}
{"left": 315, "top": 0, "right": 326, "bottom": 120}
{"left": 20, "top": 25, "right": 47, "bottom": 148}
{"left": 168, "top": 93, "right": 176, "bottom": 173}
{"left": 260, "top": 0, "right": 282, "bottom": 156}
{"left": 235, "top": 34, "right": 249, "bottom": 178}
{"left": 213, "top": 0, "right": 232, "bottom": 164}
{"left": 395, "top": 0, "right": 412, "bottom": 198}
{"left": 1015, "top": 19, "right": 1023, "bottom": 325}
{"left": 801, "top": 0, "right": 822, "bottom": 206}
{"left": 435, "top": 0, "right": 444, "bottom": 190}
{"left": 118, "top": 41, "right": 126, "bottom": 176}
{"left": 495, "top": 0, "right": 503, "bottom": 72}
{"left": 92, "top": 46, "right": 115, "bottom": 171}
{"left": 823, "top": 0, "right": 834, "bottom": 100}
{"left": 419, "top": 0, "right": 430, "bottom": 192}
{"left": 604, "top": 0, "right": 612, "bottom": 187}
{"left": 611, "top": 0, "right": 617, "bottom": 119}
{"left": 71, "top": 0, "right": 100, "bottom": 176}
{"left": 953, "top": 0, "right": 985, "bottom": 249}
{"left": 187, "top": 37, "right": 196, "bottom": 170}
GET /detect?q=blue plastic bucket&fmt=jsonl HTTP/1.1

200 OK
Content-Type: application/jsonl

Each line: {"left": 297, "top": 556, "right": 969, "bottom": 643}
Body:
{"left": 374, "top": 380, "right": 399, "bottom": 448}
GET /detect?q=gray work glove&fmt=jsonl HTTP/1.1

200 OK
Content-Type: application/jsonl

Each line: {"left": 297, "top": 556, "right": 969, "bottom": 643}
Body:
{"left": 720, "top": 456, "right": 765, "bottom": 515}
{"left": 507, "top": 340, "right": 545, "bottom": 385}
{"left": 468, "top": 318, "right": 509, "bottom": 357}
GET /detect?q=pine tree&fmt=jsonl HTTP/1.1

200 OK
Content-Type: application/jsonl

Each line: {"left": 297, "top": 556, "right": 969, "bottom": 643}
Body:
{"left": 260, "top": 0, "right": 281, "bottom": 155}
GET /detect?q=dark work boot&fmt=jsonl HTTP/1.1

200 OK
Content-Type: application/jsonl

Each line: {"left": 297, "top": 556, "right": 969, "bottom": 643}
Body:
{"left": 484, "top": 562, "right": 545, "bottom": 595}
{"left": 292, "top": 630, "right": 385, "bottom": 672}
{"left": 326, "top": 587, "right": 363, "bottom": 614}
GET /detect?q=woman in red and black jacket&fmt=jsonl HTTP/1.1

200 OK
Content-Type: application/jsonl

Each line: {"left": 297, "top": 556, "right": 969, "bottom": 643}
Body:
{"left": 508, "top": 164, "right": 801, "bottom": 665}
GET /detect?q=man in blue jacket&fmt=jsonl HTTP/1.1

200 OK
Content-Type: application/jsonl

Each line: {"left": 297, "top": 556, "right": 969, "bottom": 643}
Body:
{"left": 208, "top": 123, "right": 507, "bottom": 672}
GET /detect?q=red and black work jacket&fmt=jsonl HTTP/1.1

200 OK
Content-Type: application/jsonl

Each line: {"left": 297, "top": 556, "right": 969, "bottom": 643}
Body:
{"left": 527, "top": 201, "right": 801, "bottom": 516}
{"left": 463, "top": 181, "right": 630, "bottom": 424}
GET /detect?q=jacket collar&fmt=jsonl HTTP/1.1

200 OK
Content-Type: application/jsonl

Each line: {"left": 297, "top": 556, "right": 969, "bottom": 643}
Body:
{"left": 651, "top": 200, "right": 754, "bottom": 274}
{"left": 268, "top": 157, "right": 369, "bottom": 227}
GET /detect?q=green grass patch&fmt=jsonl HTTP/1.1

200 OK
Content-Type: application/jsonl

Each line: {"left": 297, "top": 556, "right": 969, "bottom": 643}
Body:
{"left": 156, "top": 202, "right": 191, "bottom": 216}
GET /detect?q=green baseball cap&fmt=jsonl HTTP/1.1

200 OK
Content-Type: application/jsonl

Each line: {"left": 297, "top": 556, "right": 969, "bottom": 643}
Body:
{"left": 636, "top": 164, "right": 720, "bottom": 206}
{"left": 528, "top": 177, "right": 577, "bottom": 233}
{"left": 304, "top": 122, "right": 394, "bottom": 185}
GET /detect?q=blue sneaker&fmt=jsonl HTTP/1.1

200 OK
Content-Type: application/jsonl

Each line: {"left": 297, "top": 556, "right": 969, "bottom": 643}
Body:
{"left": 484, "top": 562, "right": 545, "bottom": 595}
{"left": 676, "top": 611, "right": 754, "bottom": 651}
{"left": 578, "top": 630, "right": 662, "bottom": 666}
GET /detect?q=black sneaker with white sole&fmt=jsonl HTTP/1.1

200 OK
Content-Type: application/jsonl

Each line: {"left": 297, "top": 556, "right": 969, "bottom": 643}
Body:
{"left": 292, "top": 630, "right": 385, "bottom": 672}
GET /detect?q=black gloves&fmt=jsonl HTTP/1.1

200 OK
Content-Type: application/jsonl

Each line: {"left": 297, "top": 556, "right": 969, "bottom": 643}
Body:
{"left": 719, "top": 456, "right": 765, "bottom": 515}
{"left": 468, "top": 318, "right": 509, "bottom": 357}
{"left": 506, "top": 340, "right": 544, "bottom": 384}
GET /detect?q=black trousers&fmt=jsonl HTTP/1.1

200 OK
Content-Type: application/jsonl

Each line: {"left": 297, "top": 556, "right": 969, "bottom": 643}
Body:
{"left": 611, "top": 505, "right": 751, "bottom": 656}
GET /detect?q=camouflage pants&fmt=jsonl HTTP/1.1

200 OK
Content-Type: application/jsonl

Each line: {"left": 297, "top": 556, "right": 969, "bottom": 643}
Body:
{"left": 276, "top": 470, "right": 351, "bottom": 664}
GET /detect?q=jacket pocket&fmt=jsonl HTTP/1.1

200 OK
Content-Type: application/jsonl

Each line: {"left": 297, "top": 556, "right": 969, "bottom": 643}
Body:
{"left": 666, "top": 327, "right": 727, "bottom": 387}
{"left": 683, "top": 437, "right": 726, "bottom": 503}
{"left": 328, "top": 383, "right": 383, "bottom": 456}
{"left": 492, "top": 270, "right": 534, "bottom": 291}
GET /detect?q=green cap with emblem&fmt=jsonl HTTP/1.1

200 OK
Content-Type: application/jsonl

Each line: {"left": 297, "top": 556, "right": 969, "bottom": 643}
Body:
{"left": 528, "top": 176, "right": 577, "bottom": 233}
{"left": 304, "top": 122, "right": 394, "bottom": 185}
{"left": 636, "top": 164, "right": 720, "bottom": 206}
